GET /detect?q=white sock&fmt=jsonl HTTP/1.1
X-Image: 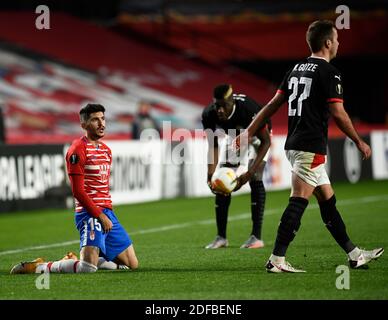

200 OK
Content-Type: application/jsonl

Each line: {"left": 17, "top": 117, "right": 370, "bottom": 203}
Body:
{"left": 35, "top": 260, "right": 75, "bottom": 273}
{"left": 348, "top": 247, "right": 361, "bottom": 260}
{"left": 36, "top": 260, "right": 97, "bottom": 273}
{"left": 48, "top": 260, "right": 80, "bottom": 273}
{"left": 97, "top": 257, "right": 118, "bottom": 270}
{"left": 270, "top": 254, "right": 285, "bottom": 264}
{"left": 35, "top": 263, "right": 48, "bottom": 274}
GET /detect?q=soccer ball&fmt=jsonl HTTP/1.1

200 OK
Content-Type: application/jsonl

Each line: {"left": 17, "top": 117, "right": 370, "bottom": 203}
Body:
{"left": 211, "top": 167, "right": 237, "bottom": 194}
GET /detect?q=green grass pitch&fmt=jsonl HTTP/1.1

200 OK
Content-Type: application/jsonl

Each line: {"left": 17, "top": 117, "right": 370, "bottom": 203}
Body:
{"left": 0, "top": 180, "right": 387, "bottom": 300}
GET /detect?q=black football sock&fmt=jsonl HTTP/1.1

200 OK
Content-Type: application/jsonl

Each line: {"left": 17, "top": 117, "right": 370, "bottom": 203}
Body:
{"left": 215, "top": 193, "right": 231, "bottom": 239}
{"left": 319, "top": 195, "right": 355, "bottom": 253}
{"left": 273, "top": 197, "right": 308, "bottom": 256}
{"left": 249, "top": 180, "right": 266, "bottom": 239}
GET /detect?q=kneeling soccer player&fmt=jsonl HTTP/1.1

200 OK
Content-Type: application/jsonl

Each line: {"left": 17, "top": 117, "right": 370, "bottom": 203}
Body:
{"left": 10, "top": 104, "right": 138, "bottom": 274}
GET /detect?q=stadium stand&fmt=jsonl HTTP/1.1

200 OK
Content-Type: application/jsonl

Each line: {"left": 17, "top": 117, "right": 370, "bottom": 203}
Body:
{"left": 0, "top": 12, "right": 276, "bottom": 144}
{"left": 117, "top": 3, "right": 388, "bottom": 130}
{"left": 0, "top": 3, "right": 386, "bottom": 144}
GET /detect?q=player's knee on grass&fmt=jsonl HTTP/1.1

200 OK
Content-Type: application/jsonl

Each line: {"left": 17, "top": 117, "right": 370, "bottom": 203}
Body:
{"left": 115, "top": 246, "right": 139, "bottom": 270}
{"left": 117, "top": 257, "right": 138, "bottom": 270}
{"left": 120, "top": 254, "right": 138, "bottom": 270}
{"left": 128, "top": 257, "right": 139, "bottom": 270}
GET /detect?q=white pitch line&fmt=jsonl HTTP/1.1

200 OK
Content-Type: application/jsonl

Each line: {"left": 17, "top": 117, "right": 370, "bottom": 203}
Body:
{"left": 0, "top": 240, "right": 80, "bottom": 256}
{"left": 1, "top": 194, "right": 387, "bottom": 256}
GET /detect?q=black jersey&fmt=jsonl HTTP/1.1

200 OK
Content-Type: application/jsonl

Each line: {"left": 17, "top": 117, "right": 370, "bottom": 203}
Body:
{"left": 278, "top": 57, "right": 343, "bottom": 154}
{"left": 202, "top": 94, "right": 270, "bottom": 134}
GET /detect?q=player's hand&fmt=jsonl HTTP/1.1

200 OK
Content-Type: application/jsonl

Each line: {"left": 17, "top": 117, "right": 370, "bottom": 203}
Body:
{"left": 98, "top": 213, "right": 113, "bottom": 233}
{"left": 207, "top": 173, "right": 217, "bottom": 194}
{"left": 207, "top": 174, "right": 229, "bottom": 196}
{"left": 207, "top": 174, "right": 215, "bottom": 193}
{"left": 233, "top": 171, "right": 252, "bottom": 192}
{"left": 356, "top": 140, "right": 372, "bottom": 160}
{"left": 207, "top": 179, "right": 229, "bottom": 196}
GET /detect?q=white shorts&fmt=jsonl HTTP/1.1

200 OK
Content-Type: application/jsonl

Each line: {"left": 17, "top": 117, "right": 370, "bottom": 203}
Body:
{"left": 286, "top": 150, "right": 330, "bottom": 187}
{"left": 217, "top": 135, "right": 269, "bottom": 176}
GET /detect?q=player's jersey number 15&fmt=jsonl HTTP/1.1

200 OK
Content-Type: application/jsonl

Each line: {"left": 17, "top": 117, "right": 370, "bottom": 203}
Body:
{"left": 288, "top": 76, "right": 312, "bottom": 117}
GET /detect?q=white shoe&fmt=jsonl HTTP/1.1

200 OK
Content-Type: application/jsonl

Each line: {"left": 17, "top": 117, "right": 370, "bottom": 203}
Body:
{"left": 205, "top": 236, "right": 228, "bottom": 249}
{"left": 349, "top": 248, "right": 384, "bottom": 269}
{"left": 265, "top": 260, "right": 306, "bottom": 273}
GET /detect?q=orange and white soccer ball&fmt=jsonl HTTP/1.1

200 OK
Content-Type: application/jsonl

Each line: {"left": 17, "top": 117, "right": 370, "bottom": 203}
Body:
{"left": 211, "top": 167, "right": 237, "bottom": 194}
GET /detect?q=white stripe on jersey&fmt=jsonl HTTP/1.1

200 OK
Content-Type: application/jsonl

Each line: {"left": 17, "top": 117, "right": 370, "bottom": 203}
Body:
{"left": 85, "top": 160, "right": 109, "bottom": 164}
{"left": 86, "top": 154, "right": 107, "bottom": 158}
{"left": 86, "top": 184, "right": 109, "bottom": 188}
{"left": 86, "top": 148, "right": 110, "bottom": 152}
{"left": 86, "top": 180, "right": 105, "bottom": 184}
{"left": 85, "top": 165, "right": 100, "bottom": 170}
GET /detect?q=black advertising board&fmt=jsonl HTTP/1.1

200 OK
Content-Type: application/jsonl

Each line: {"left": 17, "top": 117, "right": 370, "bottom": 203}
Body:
{"left": 326, "top": 136, "right": 373, "bottom": 183}
{"left": 0, "top": 144, "right": 68, "bottom": 212}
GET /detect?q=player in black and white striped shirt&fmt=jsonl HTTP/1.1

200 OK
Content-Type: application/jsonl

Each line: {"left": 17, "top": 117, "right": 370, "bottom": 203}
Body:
{"left": 202, "top": 84, "right": 271, "bottom": 249}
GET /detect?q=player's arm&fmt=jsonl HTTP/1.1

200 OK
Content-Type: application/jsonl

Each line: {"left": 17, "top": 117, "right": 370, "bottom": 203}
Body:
{"left": 235, "top": 92, "right": 285, "bottom": 149}
{"left": 202, "top": 109, "right": 224, "bottom": 194}
{"left": 67, "top": 149, "right": 112, "bottom": 232}
{"left": 234, "top": 125, "right": 271, "bottom": 190}
{"left": 69, "top": 174, "right": 102, "bottom": 218}
{"left": 329, "top": 102, "right": 371, "bottom": 160}
{"left": 205, "top": 133, "right": 228, "bottom": 195}
{"left": 247, "top": 92, "right": 285, "bottom": 139}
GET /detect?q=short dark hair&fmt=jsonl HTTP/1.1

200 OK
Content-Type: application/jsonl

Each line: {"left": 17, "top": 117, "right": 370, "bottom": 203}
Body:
{"left": 79, "top": 103, "right": 105, "bottom": 122}
{"left": 306, "top": 20, "right": 335, "bottom": 53}
{"left": 213, "top": 84, "right": 233, "bottom": 100}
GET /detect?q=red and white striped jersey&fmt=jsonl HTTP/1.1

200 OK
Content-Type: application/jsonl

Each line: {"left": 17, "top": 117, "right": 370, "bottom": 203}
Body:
{"left": 66, "top": 136, "right": 112, "bottom": 212}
